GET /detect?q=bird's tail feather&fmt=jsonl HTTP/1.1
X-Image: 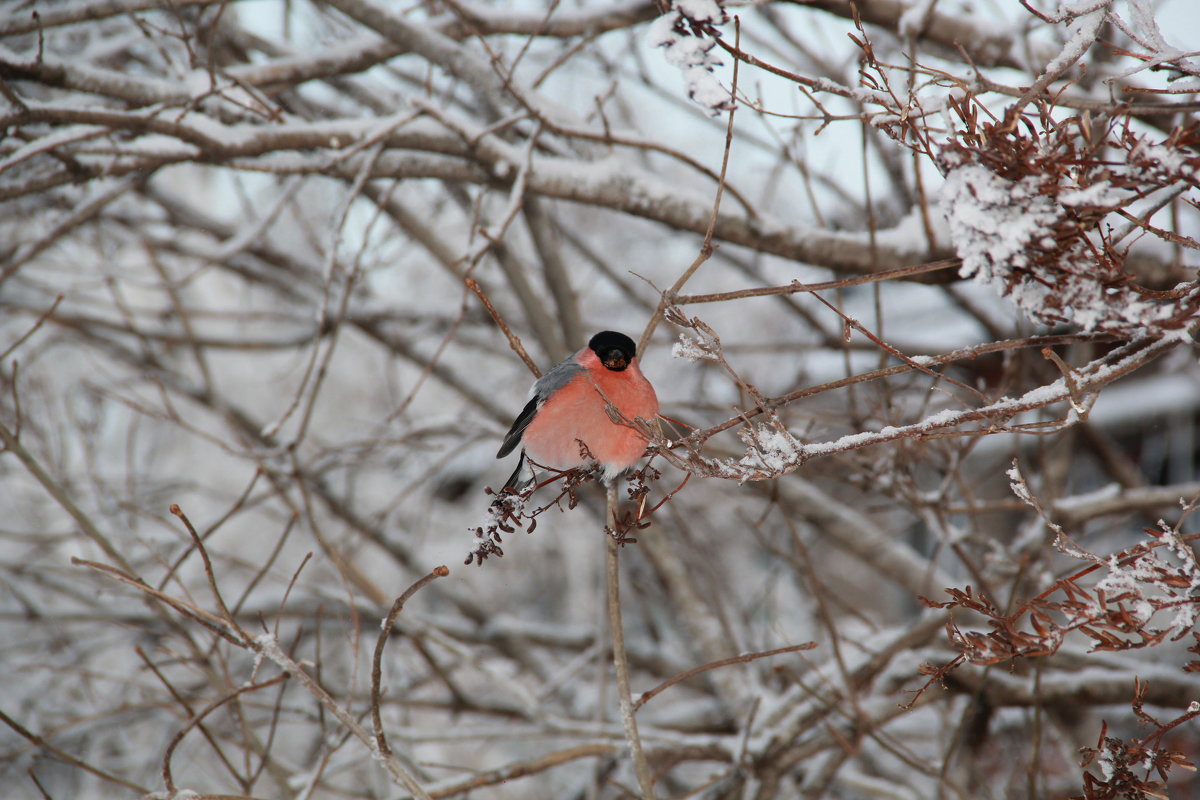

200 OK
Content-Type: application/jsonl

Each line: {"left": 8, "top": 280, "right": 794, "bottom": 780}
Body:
{"left": 501, "top": 452, "right": 532, "bottom": 494}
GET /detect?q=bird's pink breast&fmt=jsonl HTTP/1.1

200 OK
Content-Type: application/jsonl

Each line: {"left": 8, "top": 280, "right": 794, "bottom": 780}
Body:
{"left": 521, "top": 359, "right": 658, "bottom": 473}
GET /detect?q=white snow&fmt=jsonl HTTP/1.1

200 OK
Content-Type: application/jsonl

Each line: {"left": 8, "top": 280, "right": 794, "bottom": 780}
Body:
{"left": 676, "top": 0, "right": 725, "bottom": 23}
{"left": 647, "top": 2, "right": 732, "bottom": 115}
{"left": 672, "top": 330, "right": 721, "bottom": 361}
{"left": 939, "top": 156, "right": 1191, "bottom": 334}
{"left": 1058, "top": 181, "right": 1124, "bottom": 207}
{"left": 898, "top": 0, "right": 938, "bottom": 38}
{"left": 1042, "top": 6, "right": 1107, "bottom": 78}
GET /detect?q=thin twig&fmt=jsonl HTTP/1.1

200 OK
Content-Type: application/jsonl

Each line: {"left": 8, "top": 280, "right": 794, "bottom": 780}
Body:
{"left": 425, "top": 744, "right": 618, "bottom": 799}
{"left": 634, "top": 642, "right": 817, "bottom": 711}
{"left": 170, "top": 503, "right": 239, "bottom": 635}
{"left": 675, "top": 331, "right": 1126, "bottom": 446}
{"left": 672, "top": 259, "right": 959, "bottom": 304}
{"left": 0, "top": 293, "right": 62, "bottom": 363}
{"left": 606, "top": 482, "right": 657, "bottom": 799}
{"left": 136, "top": 646, "right": 247, "bottom": 790}
{"left": 371, "top": 565, "right": 451, "bottom": 759}
{"left": 639, "top": 16, "right": 742, "bottom": 356}
{"left": 0, "top": 710, "right": 148, "bottom": 794}
{"left": 253, "top": 629, "right": 434, "bottom": 799}
{"left": 467, "top": 277, "right": 541, "bottom": 377}
{"left": 72, "top": 558, "right": 246, "bottom": 646}
{"left": 161, "top": 674, "right": 288, "bottom": 795}
{"left": 0, "top": 417, "right": 134, "bottom": 574}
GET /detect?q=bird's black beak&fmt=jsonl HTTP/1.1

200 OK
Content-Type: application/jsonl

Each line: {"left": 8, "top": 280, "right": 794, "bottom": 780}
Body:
{"left": 602, "top": 349, "right": 628, "bottom": 370}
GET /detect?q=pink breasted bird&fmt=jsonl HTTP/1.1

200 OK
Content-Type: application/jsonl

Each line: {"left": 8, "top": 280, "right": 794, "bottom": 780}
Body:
{"left": 497, "top": 331, "right": 659, "bottom": 491}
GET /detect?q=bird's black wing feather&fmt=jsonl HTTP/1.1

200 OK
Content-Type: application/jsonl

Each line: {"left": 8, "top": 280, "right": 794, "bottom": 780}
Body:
{"left": 496, "top": 395, "right": 540, "bottom": 458}
{"left": 501, "top": 451, "right": 529, "bottom": 492}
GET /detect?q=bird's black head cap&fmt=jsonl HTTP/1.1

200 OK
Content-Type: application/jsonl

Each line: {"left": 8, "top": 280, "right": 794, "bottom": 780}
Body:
{"left": 589, "top": 330, "right": 636, "bottom": 371}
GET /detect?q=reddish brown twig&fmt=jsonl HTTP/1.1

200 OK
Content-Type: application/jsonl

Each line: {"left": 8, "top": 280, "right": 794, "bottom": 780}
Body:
{"left": 370, "top": 565, "right": 451, "bottom": 758}
{"left": 634, "top": 642, "right": 819, "bottom": 711}
{"left": 466, "top": 277, "right": 541, "bottom": 377}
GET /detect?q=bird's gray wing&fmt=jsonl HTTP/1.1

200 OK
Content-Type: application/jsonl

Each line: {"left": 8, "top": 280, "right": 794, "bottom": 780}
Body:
{"left": 495, "top": 354, "right": 583, "bottom": 458}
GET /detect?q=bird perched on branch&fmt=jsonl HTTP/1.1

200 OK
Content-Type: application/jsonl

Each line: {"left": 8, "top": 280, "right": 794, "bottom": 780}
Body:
{"left": 497, "top": 331, "right": 659, "bottom": 492}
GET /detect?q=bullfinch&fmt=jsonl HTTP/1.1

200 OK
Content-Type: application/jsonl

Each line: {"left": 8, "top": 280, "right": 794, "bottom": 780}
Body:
{"left": 497, "top": 331, "right": 659, "bottom": 492}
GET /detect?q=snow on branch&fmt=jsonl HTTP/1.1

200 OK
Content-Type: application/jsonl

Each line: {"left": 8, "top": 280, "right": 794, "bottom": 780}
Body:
{"left": 657, "top": 327, "right": 1179, "bottom": 484}
{"left": 939, "top": 103, "right": 1200, "bottom": 336}
{"left": 913, "top": 482, "right": 1200, "bottom": 699}
{"left": 648, "top": 0, "right": 733, "bottom": 114}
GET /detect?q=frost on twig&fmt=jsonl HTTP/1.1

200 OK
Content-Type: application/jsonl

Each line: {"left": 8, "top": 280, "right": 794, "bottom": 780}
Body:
{"left": 731, "top": 418, "right": 805, "bottom": 480}
{"left": 907, "top": 471, "right": 1200, "bottom": 727}
{"left": 939, "top": 103, "right": 1200, "bottom": 336}
{"left": 1077, "top": 682, "right": 1200, "bottom": 800}
{"left": 466, "top": 461, "right": 678, "bottom": 562}
{"left": 921, "top": 475, "right": 1200, "bottom": 668}
{"left": 661, "top": 308, "right": 809, "bottom": 481}
{"left": 466, "top": 488, "right": 531, "bottom": 565}
{"left": 648, "top": 0, "right": 733, "bottom": 115}
{"left": 1008, "top": 460, "right": 1096, "bottom": 562}
{"left": 670, "top": 320, "right": 721, "bottom": 362}
{"left": 466, "top": 470, "right": 591, "bottom": 566}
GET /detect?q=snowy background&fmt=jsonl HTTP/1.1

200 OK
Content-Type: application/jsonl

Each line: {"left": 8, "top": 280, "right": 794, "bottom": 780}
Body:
{"left": 1, "top": 0, "right": 1198, "bottom": 798}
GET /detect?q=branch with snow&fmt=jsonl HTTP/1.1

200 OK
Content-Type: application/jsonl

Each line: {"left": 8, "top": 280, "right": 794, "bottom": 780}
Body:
{"left": 921, "top": 477, "right": 1200, "bottom": 668}
{"left": 648, "top": 0, "right": 733, "bottom": 115}
{"left": 938, "top": 106, "right": 1200, "bottom": 336}
{"left": 656, "top": 333, "right": 1180, "bottom": 484}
